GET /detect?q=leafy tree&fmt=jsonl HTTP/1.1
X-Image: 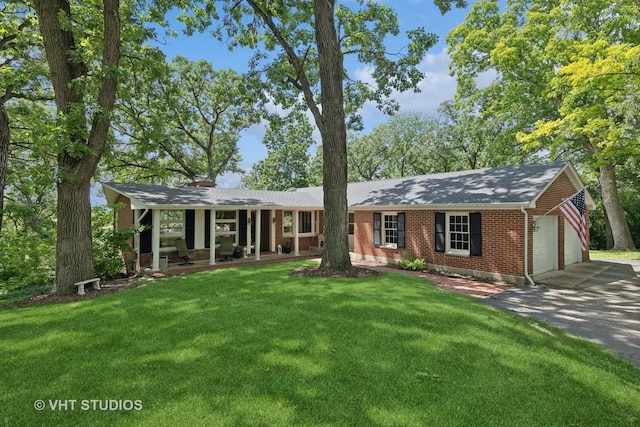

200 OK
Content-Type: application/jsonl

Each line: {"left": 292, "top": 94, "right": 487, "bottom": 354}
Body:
{"left": 243, "top": 113, "right": 314, "bottom": 191}
{"left": 448, "top": 0, "right": 639, "bottom": 250}
{"left": 110, "top": 54, "right": 262, "bottom": 184}
{"left": 31, "top": 0, "right": 127, "bottom": 294}
{"left": 0, "top": 1, "right": 50, "bottom": 232}
{"left": 161, "top": 0, "right": 466, "bottom": 272}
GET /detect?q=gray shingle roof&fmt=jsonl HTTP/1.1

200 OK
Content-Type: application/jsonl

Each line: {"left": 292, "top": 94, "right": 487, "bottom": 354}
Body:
{"left": 104, "top": 161, "right": 572, "bottom": 209}
{"left": 294, "top": 161, "right": 570, "bottom": 207}
{"left": 103, "top": 182, "right": 323, "bottom": 208}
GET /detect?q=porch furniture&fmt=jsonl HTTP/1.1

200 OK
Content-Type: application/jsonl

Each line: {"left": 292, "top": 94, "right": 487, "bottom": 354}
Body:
{"left": 74, "top": 278, "right": 101, "bottom": 295}
{"left": 175, "top": 238, "right": 195, "bottom": 265}
{"left": 317, "top": 233, "right": 325, "bottom": 249}
{"left": 219, "top": 236, "right": 234, "bottom": 261}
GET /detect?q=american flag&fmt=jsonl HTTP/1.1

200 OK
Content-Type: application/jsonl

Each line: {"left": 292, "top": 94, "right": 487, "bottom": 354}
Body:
{"left": 559, "top": 189, "right": 587, "bottom": 251}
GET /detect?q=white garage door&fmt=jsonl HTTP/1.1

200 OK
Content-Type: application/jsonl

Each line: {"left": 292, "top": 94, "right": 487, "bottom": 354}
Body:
{"left": 564, "top": 220, "right": 582, "bottom": 266}
{"left": 533, "top": 216, "right": 558, "bottom": 275}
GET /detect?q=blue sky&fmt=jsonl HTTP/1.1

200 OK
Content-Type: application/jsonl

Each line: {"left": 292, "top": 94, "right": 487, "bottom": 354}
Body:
{"left": 152, "top": 0, "right": 480, "bottom": 188}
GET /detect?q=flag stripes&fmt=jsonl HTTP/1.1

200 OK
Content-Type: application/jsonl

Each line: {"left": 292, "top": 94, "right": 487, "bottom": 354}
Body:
{"left": 559, "top": 189, "right": 587, "bottom": 251}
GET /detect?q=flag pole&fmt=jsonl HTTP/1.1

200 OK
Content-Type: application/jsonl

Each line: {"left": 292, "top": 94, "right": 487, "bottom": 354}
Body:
{"left": 533, "top": 187, "right": 587, "bottom": 223}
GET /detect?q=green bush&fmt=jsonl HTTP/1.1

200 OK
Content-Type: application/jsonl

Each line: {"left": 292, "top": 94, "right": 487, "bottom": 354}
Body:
{"left": 396, "top": 253, "right": 427, "bottom": 271}
{"left": 92, "top": 205, "right": 137, "bottom": 279}
{"left": 0, "top": 231, "right": 55, "bottom": 300}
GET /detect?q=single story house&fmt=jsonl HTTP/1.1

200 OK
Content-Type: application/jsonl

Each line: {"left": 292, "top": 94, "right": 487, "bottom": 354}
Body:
{"left": 103, "top": 160, "right": 595, "bottom": 284}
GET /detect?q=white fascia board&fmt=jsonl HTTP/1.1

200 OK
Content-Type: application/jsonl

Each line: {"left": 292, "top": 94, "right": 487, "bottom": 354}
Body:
{"left": 102, "top": 183, "right": 147, "bottom": 210}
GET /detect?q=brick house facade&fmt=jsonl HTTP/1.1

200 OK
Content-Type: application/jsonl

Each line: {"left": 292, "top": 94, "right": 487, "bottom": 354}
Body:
{"left": 103, "top": 161, "right": 594, "bottom": 284}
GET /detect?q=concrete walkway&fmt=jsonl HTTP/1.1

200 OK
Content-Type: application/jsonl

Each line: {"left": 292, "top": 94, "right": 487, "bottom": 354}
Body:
{"left": 482, "top": 260, "right": 640, "bottom": 368}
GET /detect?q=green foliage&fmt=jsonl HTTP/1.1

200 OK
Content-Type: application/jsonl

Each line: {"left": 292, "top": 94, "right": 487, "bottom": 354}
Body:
{"left": 396, "top": 252, "right": 427, "bottom": 271}
{"left": 242, "top": 112, "right": 314, "bottom": 190}
{"left": 91, "top": 204, "right": 137, "bottom": 279}
{"left": 0, "top": 230, "right": 55, "bottom": 301}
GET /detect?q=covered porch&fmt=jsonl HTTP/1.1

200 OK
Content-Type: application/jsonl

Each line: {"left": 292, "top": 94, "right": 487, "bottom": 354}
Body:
{"left": 149, "top": 247, "right": 324, "bottom": 277}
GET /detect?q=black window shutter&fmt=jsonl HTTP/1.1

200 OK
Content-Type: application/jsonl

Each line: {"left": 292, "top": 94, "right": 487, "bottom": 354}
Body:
{"left": 140, "top": 210, "right": 153, "bottom": 253}
{"left": 204, "top": 210, "right": 211, "bottom": 249}
{"left": 435, "top": 212, "right": 445, "bottom": 253}
{"left": 470, "top": 212, "right": 482, "bottom": 256}
{"left": 397, "top": 212, "right": 405, "bottom": 249}
{"left": 373, "top": 212, "right": 381, "bottom": 246}
{"left": 239, "top": 210, "right": 248, "bottom": 246}
{"left": 185, "top": 210, "right": 195, "bottom": 249}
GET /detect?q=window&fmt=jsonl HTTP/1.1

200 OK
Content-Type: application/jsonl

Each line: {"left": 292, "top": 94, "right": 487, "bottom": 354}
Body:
{"left": 447, "top": 214, "right": 469, "bottom": 254}
{"left": 348, "top": 212, "right": 355, "bottom": 235}
{"left": 373, "top": 212, "right": 405, "bottom": 249}
{"left": 160, "top": 210, "right": 184, "bottom": 248}
{"left": 299, "top": 211, "right": 312, "bottom": 234}
{"left": 435, "top": 212, "right": 481, "bottom": 256}
{"left": 283, "top": 210, "right": 316, "bottom": 236}
{"left": 215, "top": 210, "right": 237, "bottom": 242}
{"left": 283, "top": 210, "right": 293, "bottom": 235}
{"left": 383, "top": 213, "right": 398, "bottom": 247}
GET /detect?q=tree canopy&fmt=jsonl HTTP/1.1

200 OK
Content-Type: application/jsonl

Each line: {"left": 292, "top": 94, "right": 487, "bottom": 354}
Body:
{"left": 448, "top": 0, "right": 639, "bottom": 250}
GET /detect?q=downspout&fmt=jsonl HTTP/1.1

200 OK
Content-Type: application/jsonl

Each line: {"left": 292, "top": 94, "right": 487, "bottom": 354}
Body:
{"left": 135, "top": 208, "right": 150, "bottom": 273}
{"left": 521, "top": 206, "right": 536, "bottom": 286}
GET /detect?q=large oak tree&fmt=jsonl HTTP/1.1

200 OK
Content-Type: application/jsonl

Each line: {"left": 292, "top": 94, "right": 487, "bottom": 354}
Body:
{"left": 31, "top": 0, "right": 121, "bottom": 294}
{"left": 164, "top": 0, "right": 466, "bottom": 272}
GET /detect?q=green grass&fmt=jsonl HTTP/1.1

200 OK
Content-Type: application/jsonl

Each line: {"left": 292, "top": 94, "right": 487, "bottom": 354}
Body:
{"left": 2, "top": 261, "right": 639, "bottom": 426}
{"left": 591, "top": 250, "right": 640, "bottom": 261}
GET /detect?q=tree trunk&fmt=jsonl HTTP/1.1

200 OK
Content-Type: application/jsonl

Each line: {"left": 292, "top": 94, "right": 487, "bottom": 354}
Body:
{"left": 0, "top": 105, "right": 9, "bottom": 233}
{"left": 314, "top": 0, "right": 352, "bottom": 271}
{"left": 34, "top": 0, "right": 121, "bottom": 294}
{"left": 54, "top": 180, "right": 95, "bottom": 293}
{"left": 599, "top": 162, "right": 636, "bottom": 250}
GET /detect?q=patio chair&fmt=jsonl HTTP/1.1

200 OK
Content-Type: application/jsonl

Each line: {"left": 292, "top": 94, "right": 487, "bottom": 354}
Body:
{"left": 174, "top": 238, "right": 195, "bottom": 265}
{"left": 218, "top": 236, "right": 234, "bottom": 261}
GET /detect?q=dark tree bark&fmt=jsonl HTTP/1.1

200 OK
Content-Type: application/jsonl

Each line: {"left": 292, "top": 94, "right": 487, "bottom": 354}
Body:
{"left": 314, "top": 0, "right": 352, "bottom": 271}
{"left": 33, "top": 0, "right": 121, "bottom": 294}
{"left": 0, "top": 104, "right": 8, "bottom": 233}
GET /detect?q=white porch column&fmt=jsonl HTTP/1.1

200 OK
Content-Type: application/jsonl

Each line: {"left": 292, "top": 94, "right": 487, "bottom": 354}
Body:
{"left": 293, "top": 209, "right": 300, "bottom": 256}
{"left": 255, "top": 210, "right": 261, "bottom": 260}
{"left": 270, "top": 210, "right": 276, "bottom": 252}
{"left": 209, "top": 208, "right": 216, "bottom": 265}
{"left": 246, "top": 210, "right": 252, "bottom": 256}
{"left": 152, "top": 209, "right": 161, "bottom": 271}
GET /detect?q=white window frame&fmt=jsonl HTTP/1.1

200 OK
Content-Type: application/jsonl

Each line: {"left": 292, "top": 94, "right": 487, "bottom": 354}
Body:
{"left": 446, "top": 212, "right": 470, "bottom": 256}
{"left": 381, "top": 211, "right": 398, "bottom": 249}
{"left": 215, "top": 210, "right": 238, "bottom": 245}
{"left": 159, "top": 210, "right": 184, "bottom": 249}
{"left": 283, "top": 210, "right": 317, "bottom": 237}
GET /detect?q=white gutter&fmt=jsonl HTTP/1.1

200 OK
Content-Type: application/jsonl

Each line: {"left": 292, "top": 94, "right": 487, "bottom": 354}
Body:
{"left": 521, "top": 206, "right": 536, "bottom": 286}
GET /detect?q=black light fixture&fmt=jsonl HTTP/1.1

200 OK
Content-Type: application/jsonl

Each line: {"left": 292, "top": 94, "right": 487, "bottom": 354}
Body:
{"left": 532, "top": 221, "right": 540, "bottom": 232}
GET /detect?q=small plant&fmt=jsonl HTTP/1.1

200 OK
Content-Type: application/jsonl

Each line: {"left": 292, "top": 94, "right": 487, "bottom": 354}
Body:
{"left": 283, "top": 239, "right": 292, "bottom": 253}
{"left": 396, "top": 253, "right": 427, "bottom": 271}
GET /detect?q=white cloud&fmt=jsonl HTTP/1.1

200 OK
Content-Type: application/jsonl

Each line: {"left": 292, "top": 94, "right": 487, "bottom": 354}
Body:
{"left": 354, "top": 48, "right": 458, "bottom": 132}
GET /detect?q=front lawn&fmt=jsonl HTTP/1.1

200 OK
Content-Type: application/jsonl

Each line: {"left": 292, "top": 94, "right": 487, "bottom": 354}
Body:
{"left": 1, "top": 261, "right": 639, "bottom": 426}
{"left": 591, "top": 250, "right": 640, "bottom": 261}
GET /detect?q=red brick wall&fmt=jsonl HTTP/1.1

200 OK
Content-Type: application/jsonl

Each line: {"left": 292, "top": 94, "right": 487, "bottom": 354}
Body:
{"left": 353, "top": 169, "right": 590, "bottom": 280}
{"left": 354, "top": 209, "right": 525, "bottom": 277}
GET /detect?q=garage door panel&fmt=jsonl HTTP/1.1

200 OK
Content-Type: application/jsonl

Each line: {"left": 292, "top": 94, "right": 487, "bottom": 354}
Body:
{"left": 564, "top": 220, "right": 582, "bottom": 266}
{"left": 533, "top": 216, "right": 558, "bottom": 275}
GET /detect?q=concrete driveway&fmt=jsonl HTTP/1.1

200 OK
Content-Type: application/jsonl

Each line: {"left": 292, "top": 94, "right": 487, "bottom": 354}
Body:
{"left": 482, "top": 259, "right": 640, "bottom": 368}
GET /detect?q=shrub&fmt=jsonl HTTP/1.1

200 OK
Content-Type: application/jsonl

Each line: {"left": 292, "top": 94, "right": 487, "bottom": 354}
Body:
{"left": 92, "top": 205, "right": 137, "bottom": 279}
{"left": 0, "top": 230, "right": 55, "bottom": 300}
{"left": 396, "top": 253, "right": 427, "bottom": 271}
